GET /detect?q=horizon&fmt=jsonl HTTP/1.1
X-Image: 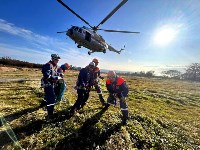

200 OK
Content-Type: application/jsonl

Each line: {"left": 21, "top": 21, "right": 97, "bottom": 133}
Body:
{"left": 0, "top": 56, "right": 187, "bottom": 76}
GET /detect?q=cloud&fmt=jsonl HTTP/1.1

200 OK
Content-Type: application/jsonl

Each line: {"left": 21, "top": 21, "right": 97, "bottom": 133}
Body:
{"left": 0, "top": 19, "right": 94, "bottom": 66}
{"left": 0, "top": 19, "right": 68, "bottom": 49}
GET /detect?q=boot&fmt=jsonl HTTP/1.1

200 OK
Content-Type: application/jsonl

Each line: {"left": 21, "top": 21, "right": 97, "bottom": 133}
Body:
{"left": 122, "top": 118, "right": 127, "bottom": 125}
{"left": 39, "top": 99, "right": 46, "bottom": 108}
{"left": 121, "top": 111, "right": 129, "bottom": 125}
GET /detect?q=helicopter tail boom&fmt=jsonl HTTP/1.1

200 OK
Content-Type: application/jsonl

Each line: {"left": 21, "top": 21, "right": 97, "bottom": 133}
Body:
{"left": 108, "top": 45, "right": 124, "bottom": 54}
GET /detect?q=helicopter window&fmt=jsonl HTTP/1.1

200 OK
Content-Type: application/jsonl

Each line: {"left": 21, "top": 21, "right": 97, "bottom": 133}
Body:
{"left": 74, "top": 27, "right": 79, "bottom": 31}
{"left": 85, "top": 31, "right": 91, "bottom": 42}
{"left": 78, "top": 28, "right": 82, "bottom": 33}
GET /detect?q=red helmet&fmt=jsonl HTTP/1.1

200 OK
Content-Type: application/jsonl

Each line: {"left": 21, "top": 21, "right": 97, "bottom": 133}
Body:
{"left": 60, "top": 63, "right": 70, "bottom": 71}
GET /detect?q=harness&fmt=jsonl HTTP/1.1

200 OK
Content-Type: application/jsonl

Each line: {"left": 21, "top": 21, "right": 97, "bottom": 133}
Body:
{"left": 41, "top": 62, "right": 58, "bottom": 88}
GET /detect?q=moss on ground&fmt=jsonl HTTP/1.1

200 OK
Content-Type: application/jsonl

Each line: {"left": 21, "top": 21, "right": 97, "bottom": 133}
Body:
{"left": 0, "top": 70, "right": 200, "bottom": 149}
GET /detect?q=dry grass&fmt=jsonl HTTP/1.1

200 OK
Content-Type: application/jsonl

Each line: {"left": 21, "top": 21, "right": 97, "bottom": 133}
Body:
{"left": 0, "top": 67, "right": 200, "bottom": 149}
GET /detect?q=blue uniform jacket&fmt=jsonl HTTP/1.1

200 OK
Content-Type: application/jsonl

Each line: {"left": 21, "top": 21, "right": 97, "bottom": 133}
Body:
{"left": 76, "top": 67, "right": 92, "bottom": 88}
{"left": 41, "top": 61, "right": 58, "bottom": 84}
{"left": 106, "top": 77, "right": 128, "bottom": 98}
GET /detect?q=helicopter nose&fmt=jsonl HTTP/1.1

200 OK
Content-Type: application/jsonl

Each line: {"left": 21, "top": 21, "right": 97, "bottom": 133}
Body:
{"left": 67, "top": 29, "right": 73, "bottom": 36}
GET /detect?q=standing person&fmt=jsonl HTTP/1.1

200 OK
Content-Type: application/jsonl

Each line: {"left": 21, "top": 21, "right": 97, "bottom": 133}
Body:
{"left": 70, "top": 62, "right": 95, "bottom": 115}
{"left": 91, "top": 58, "right": 105, "bottom": 106}
{"left": 41, "top": 54, "right": 61, "bottom": 119}
{"left": 55, "top": 63, "right": 70, "bottom": 103}
{"left": 106, "top": 70, "right": 129, "bottom": 125}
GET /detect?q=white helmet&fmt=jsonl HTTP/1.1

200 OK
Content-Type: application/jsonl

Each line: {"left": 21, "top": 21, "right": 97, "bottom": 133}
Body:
{"left": 107, "top": 70, "right": 117, "bottom": 82}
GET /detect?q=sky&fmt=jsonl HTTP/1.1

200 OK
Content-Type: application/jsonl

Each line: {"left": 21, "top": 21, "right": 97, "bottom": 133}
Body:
{"left": 0, "top": 0, "right": 200, "bottom": 75}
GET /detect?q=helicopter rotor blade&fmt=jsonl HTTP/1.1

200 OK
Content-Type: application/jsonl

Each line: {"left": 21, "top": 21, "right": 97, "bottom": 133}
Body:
{"left": 98, "top": 29, "right": 140, "bottom": 34}
{"left": 96, "top": 0, "right": 128, "bottom": 29}
{"left": 57, "top": 0, "right": 93, "bottom": 28}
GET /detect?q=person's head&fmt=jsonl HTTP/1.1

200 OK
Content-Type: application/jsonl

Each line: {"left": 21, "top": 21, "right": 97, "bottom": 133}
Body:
{"left": 60, "top": 63, "right": 70, "bottom": 72}
{"left": 88, "top": 62, "right": 95, "bottom": 71}
{"left": 107, "top": 70, "right": 117, "bottom": 83}
{"left": 92, "top": 58, "right": 99, "bottom": 67}
{"left": 51, "top": 54, "right": 61, "bottom": 65}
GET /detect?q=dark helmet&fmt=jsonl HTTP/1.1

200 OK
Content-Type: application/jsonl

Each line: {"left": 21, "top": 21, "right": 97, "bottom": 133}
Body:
{"left": 51, "top": 54, "right": 61, "bottom": 60}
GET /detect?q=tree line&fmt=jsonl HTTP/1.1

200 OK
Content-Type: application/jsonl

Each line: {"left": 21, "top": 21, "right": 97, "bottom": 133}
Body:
{"left": 0, "top": 56, "right": 81, "bottom": 70}
{"left": 118, "top": 63, "right": 200, "bottom": 82}
{"left": 1, "top": 57, "right": 200, "bottom": 82}
{"left": 0, "top": 56, "right": 43, "bottom": 68}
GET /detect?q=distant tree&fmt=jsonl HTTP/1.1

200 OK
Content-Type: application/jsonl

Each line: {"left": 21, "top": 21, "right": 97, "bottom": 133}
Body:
{"left": 183, "top": 63, "right": 200, "bottom": 81}
{"left": 161, "top": 70, "right": 181, "bottom": 79}
{"left": 146, "top": 71, "right": 155, "bottom": 77}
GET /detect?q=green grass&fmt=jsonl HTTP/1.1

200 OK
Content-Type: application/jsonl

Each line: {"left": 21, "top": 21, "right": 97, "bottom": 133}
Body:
{"left": 0, "top": 69, "right": 200, "bottom": 149}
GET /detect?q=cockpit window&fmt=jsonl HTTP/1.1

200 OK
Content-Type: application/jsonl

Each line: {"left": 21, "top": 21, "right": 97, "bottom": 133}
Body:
{"left": 74, "top": 27, "right": 79, "bottom": 31}
{"left": 78, "top": 28, "right": 82, "bottom": 33}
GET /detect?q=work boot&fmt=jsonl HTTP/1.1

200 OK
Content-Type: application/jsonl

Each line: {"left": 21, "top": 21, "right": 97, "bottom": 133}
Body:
{"left": 121, "top": 115, "right": 128, "bottom": 125}
{"left": 39, "top": 99, "right": 46, "bottom": 108}
{"left": 45, "top": 115, "right": 55, "bottom": 123}
{"left": 104, "top": 103, "right": 110, "bottom": 109}
{"left": 122, "top": 118, "right": 127, "bottom": 125}
{"left": 69, "top": 107, "right": 76, "bottom": 117}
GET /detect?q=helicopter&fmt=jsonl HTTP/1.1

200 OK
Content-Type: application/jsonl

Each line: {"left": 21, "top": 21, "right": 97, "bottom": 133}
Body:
{"left": 57, "top": 0, "right": 140, "bottom": 55}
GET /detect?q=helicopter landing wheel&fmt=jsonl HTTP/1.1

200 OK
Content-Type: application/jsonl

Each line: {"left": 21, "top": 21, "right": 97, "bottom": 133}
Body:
{"left": 77, "top": 45, "right": 81, "bottom": 48}
{"left": 103, "top": 50, "right": 106, "bottom": 53}
{"left": 88, "top": 51, "right": 91, "bottom": 55}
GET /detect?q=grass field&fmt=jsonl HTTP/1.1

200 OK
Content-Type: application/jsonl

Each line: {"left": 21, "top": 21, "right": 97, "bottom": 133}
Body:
{"left": 0, "top": 67, "right": 200, "bottom": 149}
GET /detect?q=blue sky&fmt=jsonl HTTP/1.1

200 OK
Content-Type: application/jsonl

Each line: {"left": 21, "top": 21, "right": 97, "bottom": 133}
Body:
{"left": 0, "top": 0, "right": 200, "bottom": 74}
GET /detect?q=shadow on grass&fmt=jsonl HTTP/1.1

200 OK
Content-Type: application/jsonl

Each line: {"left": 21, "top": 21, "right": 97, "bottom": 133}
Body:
{"left": 1, "top": 106, "right": 41, "bottom": 127}
{"left": 0, "top": 119, "right": 44, "bottom": 148}
{"left": 0, "top": 105, "right": 76, "bottom": 147}
{"left": 52, "top": 106, "right": 122, "bottom": 150}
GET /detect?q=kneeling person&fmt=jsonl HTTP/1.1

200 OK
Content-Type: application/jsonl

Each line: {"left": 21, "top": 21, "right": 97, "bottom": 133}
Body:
{"left": 106, "top": 71, "right": 129, "bottom": 124}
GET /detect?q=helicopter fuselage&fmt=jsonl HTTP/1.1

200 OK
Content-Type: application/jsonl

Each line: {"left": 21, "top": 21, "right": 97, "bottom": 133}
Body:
{"left": 67, "top": 26, "right": 108, "bottom": 54}
{"left": 57, "top": 0, "right": 138, "bottom": 55}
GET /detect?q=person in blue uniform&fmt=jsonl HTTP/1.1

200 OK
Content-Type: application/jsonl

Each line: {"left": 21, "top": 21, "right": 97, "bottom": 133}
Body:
{"left": 41, "top": 54, "right": 61, "bottom": 119}
{"left": 91, "top": 58, "right": 105, "bottom": 106}
{"left": 69, "top": 62, "right": 95, "bottom": 115}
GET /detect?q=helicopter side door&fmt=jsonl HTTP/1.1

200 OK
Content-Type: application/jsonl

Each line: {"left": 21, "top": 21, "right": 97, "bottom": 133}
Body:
{"left": 85, "top": 31, "right": 91, "bottom": 42}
